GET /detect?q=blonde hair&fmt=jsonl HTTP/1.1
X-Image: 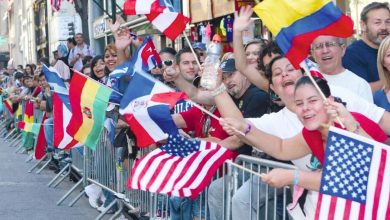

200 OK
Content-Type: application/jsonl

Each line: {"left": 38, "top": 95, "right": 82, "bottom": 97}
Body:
{"left": 377, "top": 36, "right": 390, "bottom": 91}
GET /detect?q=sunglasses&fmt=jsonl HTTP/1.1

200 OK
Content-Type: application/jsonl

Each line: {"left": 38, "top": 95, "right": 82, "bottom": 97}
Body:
{"left": 163, "top": 60, "right": 174, "bottom": 66}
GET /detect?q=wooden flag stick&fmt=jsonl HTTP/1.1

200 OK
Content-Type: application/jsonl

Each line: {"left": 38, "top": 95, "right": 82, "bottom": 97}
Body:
{"left": 183, "top": 31, "right": 202, "bottom": 69}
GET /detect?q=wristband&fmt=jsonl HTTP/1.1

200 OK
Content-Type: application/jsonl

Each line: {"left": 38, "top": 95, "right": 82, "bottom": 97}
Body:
{"left": 211, "top": 84, "right": 226, "bottom": 97}
{"left": 244, "top": 123, "right": 252, "bottom": 136}
{"left": 293, "top": 169, "right": 299, "bottom": 186}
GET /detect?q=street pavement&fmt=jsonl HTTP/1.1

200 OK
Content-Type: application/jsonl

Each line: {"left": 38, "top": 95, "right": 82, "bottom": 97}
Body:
{"left": 0, "top": 137, "right": 99, "bottom": 220}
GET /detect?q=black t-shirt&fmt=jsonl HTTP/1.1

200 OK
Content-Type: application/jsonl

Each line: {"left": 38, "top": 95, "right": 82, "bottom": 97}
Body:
{"left": 232, "top": 85, "right": 270, "bottom": 155}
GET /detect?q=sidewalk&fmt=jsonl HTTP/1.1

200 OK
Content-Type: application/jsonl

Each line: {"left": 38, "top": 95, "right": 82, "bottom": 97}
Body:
{"left": 0, "top": 138, "right": 98, "bottom": 220}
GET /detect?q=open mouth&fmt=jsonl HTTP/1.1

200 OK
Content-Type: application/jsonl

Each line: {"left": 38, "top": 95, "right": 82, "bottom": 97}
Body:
{"left": 227, "top": 84, "right": 235, "bottom": 90}
{"left": 282, "top": 80, "right": 294, "bottom": 88}
{"left": 321, "top": 56, "right": 332, "bottom": 61}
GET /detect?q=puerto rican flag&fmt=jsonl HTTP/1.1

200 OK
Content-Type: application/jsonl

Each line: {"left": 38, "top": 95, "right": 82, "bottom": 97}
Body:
{"left": 42, "top": 65, "right": 81, "bottom": 149}
{"left": 123, "top": 0, "right": 190, "bottom": 40}
{"left": 300, "top": 58, "right": 326, "bottom": 79}
{"left": 119, "top": 70, "right": 185, "bottom": 147}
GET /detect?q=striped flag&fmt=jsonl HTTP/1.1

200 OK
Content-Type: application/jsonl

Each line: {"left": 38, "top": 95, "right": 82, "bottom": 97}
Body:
{"left": 300, "top": 59, "right": 326, "bottom": 79}
{"left": 315, "top": 126, "right": 390, "bottom": 220}
{"left": 3, "top": 99, "right": 14, "bottom": 115}
{"left": 17, "top": 121, "right": 41, "bottom": 135}
{"left": 67, "top": 71, "right": 113, "bottom": 150}
{"left": 253, "top": 0, "right": 353, "bottom": 68}
{"left": 128, "top": 134, "right": 236, "bottom": 199}
{"left": 42, "top": 65, "right": 80, "bottom": 149}
{"left": 123, "top": 0, "right": 162, "bottom": 15}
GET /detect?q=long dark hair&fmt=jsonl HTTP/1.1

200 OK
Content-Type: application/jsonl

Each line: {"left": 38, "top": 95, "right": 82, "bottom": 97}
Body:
{"left": 90, "top": 55, "right": 108, "bottom": 81}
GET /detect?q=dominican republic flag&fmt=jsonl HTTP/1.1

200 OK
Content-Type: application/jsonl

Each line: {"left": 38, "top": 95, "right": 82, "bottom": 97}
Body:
{"left": 300, "top": 58, "right": 326, "bottom": 79}
{"left": 108, "top": 36, "right": 161, "bottom": 104}
{"left": 42, "top": 65, "right": 80, "bottom": 149}
{"left": 123, "top": 0, "right": 190, "bottom": 40}
{"left": 119, "top": 70, "right": 185, "bottom": 147}
{"left": 128, "top": 133, "right": 236, "bottom": 199}
{"left": 315, "top": 126, "right": 390, "bottom": 220}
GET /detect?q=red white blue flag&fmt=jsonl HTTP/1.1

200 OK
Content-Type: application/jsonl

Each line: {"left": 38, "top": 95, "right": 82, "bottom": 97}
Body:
{"left": 300, "top": 58, "right": 326, "bottom": 79}
{"left": 315, "top": 126, "right": 390, "bottom": 220}
{"left": 128, "top": 134, "right": 236, "bottom": 199}
{"left": 119, "top": 70, "right": 185, "bottom": 147}
{"left": 42, "top": 65, "right": 81, "bottom": 149}
{"left": 123, "top": 0, "right": 162, "bottom": 15}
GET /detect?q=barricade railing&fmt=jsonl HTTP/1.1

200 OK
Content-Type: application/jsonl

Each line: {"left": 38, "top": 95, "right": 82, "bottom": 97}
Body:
{"left": 225, "top": 155, "right": 296, "bottom": 220}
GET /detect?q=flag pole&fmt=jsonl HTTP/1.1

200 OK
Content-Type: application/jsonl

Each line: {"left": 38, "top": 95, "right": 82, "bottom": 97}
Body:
{"left": 301, "top": 66, "right": 345, "bottom": 128}
{"left": 183, "top": 31, "right": 202, "bottom": 69}
{"left": 225, "top": 160, "right": 266, "bottom": 179}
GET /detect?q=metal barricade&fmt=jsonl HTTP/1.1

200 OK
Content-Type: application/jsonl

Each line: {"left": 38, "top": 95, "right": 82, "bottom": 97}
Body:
{"left": 224, "top": 155, "right": 296, "bottom": 220}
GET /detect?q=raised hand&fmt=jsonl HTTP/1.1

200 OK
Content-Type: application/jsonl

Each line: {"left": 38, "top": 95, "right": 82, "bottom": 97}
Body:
{"left": 233, "top": 5, "right": 254, "bottom": 32}
{"left": 108, "top": 15, "right": 134, "bottom": 51}
{"left": 163, "top": 65, "right": 180, "bottom": 82}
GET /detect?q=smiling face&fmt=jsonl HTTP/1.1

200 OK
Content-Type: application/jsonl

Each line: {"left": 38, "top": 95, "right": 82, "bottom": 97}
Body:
{"left": 245, "top": 43, "right": 261, "bottom": 65}
{"left": 294, "top": 84, "right": 328, "bottom": 131}
{"left": 361, "top": 8, "right": 390, "bottom": 47}
{"left": 269, "top": 57, "right": 303, "bottom": 104}
{"left": 177, "top": 52, "right": 199, "bottom": 82}
{"left": 92, "top": 59, "right": 106, "bottom": 79}
{"left": 311, "top": 36, "right": 345, "bottom": 75}
{"left": 104, "top": 48, "right": 118, "bottom": 72}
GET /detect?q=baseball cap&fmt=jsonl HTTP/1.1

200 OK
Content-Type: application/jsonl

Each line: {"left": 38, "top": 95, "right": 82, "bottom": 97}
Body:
{"left": 192, "top": 42, "right": 206, "bottom": 51}
{"left": 220, "top": 59, "right": 236, "bottom": 74}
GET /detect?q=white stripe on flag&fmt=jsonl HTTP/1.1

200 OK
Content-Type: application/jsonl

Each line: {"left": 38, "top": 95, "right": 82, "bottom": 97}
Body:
{"left": 137, "top": 0, "right": 156, "bottom": 14}
{"left": 364, "top": 145, "right": 382, "bottom": 219}
{"left": 149, "top": 155, "right": 181, "bottom": 192}
{"left": 349, "top": 201, "right": 360, "bottom": 220}
{"left": 139, "top": 152, "right": 171, "bottom": 191}
{"left": 318, "top": 194, "right": 331, "bottom": 220}
{"left": 130, "top": 149, "right": 162, "bottom": 189}
{"left": 160, "top": 153, "right": 195, "bottom": 193}
{"left": 58, "top": 104, "right": 74, "bottom": 149}
{"left": 333, "top": 198, "right": 346, "bottom": 219}
{"left": 150, "top": 12, "right": 178, "bottom": 34}
{"left": 133, "top": 108, "right": 168, "bottom": 141}
{"left": 375, "top": 145, "right": 390, "bottom": 220}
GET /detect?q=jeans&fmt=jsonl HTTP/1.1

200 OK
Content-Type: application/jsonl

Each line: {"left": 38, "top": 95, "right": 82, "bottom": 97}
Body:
{"left": 169, "top": 195, "right": 206, "bottom": 220}
{"left": 43, "top": 117, "right": 54, "bottom": 152}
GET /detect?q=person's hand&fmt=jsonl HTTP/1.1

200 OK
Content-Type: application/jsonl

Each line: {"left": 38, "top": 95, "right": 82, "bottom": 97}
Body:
{"left": 163, "top": 65, "right": 180, "bottom": 82}
{"left": 219, "top": 117, "right": 247, "bottom": 136}
{"left": 233, "top": 5, "right": 254, "bottom": 33}
{"left": 261, "top": 168, "right": 293, "bottom": 188}
{"left": 324, "top": 97, "right": 356, "bottom": 130}
{"left": 108, "top": 15, "right": 125, "bottom": 37}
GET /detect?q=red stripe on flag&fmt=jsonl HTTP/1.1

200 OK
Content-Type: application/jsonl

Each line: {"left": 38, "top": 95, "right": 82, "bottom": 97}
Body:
{"left": 343, "top": 199, "right": 352, "bottom": 220}
{"left": 372, "top": 149, "right": 387, "bottom": 220}
{"left": 123, "top": 0, "right": 137, "bottom": 15}
{"left": 328, "top": 196, "right": 337, "bottom": 220}
{"left": 386, "top": 193, "right": 390, "bottom": 219}
{"left": 358, "top": 204, "right": 365, "bottom": 220}
{"left": 155, "top": 156, "right": 183, "bottom": 192}
{"left": 67, "top": 74, "right": 87, "bottom": 137}
{"left": 314, "top": 193, "right": 323, "bottom": 220}
{"left": 3, "top": 99, "right": 14, "bottom": 114}
{"left": 285, "top": 15, "right": 354, "bottom": 69}
{"left": 34, "top": 113, "right": 47, "bottom": 160}
{"left": 53, "top": 94, "right": 65, "bottom": 147}
{"left": 126, "top": 114, "right": 155, "bottom": 147}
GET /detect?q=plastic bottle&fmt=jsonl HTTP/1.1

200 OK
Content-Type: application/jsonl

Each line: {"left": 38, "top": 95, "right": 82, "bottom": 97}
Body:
{"left": 200, "top": 34, "right": 222, "bottom": 90}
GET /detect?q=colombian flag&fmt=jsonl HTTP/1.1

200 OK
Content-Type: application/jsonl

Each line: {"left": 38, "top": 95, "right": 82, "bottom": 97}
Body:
{"left": 66, "top": 71, "right": 112, "bottom": 150}
{"left": 253, "top": 0, "right": 354, "bottom": 68}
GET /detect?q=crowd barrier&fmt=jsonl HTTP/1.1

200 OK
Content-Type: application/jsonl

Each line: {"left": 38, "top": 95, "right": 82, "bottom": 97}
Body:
{"left": 2, "top": 100, "right": 302, "bottom": 220}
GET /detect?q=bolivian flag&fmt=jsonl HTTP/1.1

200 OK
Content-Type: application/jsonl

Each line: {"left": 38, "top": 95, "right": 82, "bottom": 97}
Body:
{"left": 253, "top": 0, "right": 353, "bottom": 68}
{"left": 17, "top": 121, "right": 41, "bottom": 135}
{"left": 66, "top": 71, "right": 112, "bottom": 150}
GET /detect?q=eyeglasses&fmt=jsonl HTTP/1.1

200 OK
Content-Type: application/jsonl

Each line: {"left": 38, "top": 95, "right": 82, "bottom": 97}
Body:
{"left": 311, "top": 41, "right": 341, "bottom": 51}
{"left": 163, "top": 60, "right": 174, "bottom": 66}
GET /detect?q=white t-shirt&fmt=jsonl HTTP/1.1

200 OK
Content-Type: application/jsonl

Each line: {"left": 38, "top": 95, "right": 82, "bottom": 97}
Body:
{"left": 323, "top": 69, "right": 373, "bottom": 103}
{"left": 247, "top": 84, "right": 384, "bottom": 218}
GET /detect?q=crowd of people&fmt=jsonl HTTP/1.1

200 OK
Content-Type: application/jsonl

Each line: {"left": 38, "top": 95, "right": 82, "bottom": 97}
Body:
{"left": 0, "top": 1, "right": 389, "bottom": 219}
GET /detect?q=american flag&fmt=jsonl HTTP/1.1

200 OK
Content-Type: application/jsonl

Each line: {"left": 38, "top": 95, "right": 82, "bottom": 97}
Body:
{"left": 128, "top": 134, "right": 236, "bottom": 199}
{"left": 315, "top": 126, "right": 390, "bottom": 220}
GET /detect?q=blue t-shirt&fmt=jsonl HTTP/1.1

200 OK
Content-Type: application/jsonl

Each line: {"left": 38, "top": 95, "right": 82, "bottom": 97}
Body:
{"left": 342, "top": 40, "right": 379, "bottom": 83}
{"left": 373, "top": 89, "right": 390, "bottom": 111}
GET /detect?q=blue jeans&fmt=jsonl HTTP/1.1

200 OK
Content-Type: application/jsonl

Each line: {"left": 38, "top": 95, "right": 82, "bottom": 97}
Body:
{"left": 43, "top": 117, "right": 54, "bottom": 152}
{"left": 169, "top": 195, "right": 206, "bottom": 220}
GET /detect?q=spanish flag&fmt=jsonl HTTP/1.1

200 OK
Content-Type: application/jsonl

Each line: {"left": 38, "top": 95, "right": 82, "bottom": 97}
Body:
{"left": 66, "top": 71, "right": 112, "bottom": 150}
{"left": 253, "top": 0, "right": 353, "bottom": 68}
